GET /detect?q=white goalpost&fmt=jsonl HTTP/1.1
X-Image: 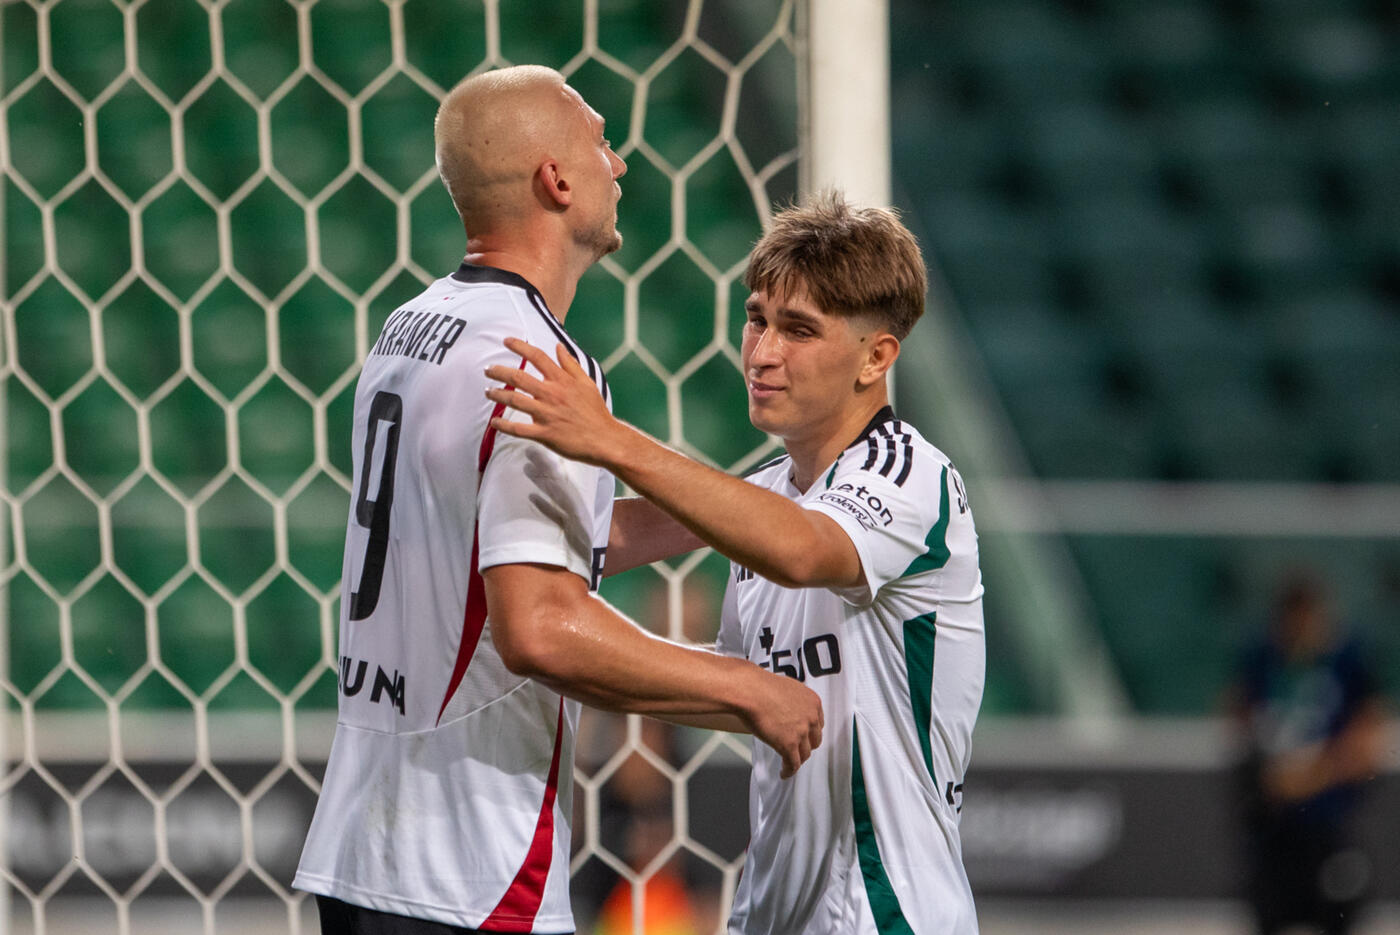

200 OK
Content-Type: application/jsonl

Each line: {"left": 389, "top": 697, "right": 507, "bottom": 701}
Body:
{"left": 802, "top": 0, "right": 890, "bottom": 208}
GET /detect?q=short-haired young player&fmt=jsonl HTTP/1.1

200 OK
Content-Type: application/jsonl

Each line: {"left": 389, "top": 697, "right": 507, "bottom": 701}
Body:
{"left": 293, "top": 65, "right": 823, "bottom": 935}
{"left": 488, "top": 192, "right": 986, "bottom": 934}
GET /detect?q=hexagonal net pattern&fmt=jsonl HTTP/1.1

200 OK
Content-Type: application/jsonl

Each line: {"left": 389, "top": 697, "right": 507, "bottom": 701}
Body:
{"left": 1, "top": 0, "right": 804, "bottom": 932}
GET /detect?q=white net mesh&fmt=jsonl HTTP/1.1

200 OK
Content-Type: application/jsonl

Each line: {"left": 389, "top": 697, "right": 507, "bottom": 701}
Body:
{"left": 0, "top": 1, "right": 804, "bottom": 931}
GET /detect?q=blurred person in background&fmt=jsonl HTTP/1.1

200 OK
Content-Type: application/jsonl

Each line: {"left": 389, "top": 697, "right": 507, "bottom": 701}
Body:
{"left": 1230, "top": 571, "right": 1388, "bottom": 935}
{"left": 577, "top": 582, "right": 722, "bottom": 935}
{"left": 589, "top": 714, "right": 705, "bottom": 935}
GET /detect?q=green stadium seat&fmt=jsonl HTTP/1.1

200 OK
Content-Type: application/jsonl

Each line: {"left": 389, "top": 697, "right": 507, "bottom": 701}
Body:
{"left": 925, "top": 196, "right": 1051, "bottom": 306}
{"left": 1022, "top": 104, "right": 1159, "bottom": 201}
{"left": 1008, "top": 385, "right": 1163, "bottom": 478}
{"left": 1163, "top": 98, "right": 1315, "bottom": 209}
{"left": 1275, "top": 290, "right": 1400, "bottom": 357}
{"left": 1047, "top": 196, "right": 1208, "bottom": 311}
{"left": 1100, "top": 2, "right": 1254, "bottom": 115}
{"left": 1323, "top": 104, "right": 1400, "bottom": 243}
{"left": 1067, "top": 533, "right": 1240, "bottom": 713}
{"left": 1104, "top": 3, "right": 1232, "bottom": 82}
{"left": 969, "top": 302, "right": 1105, "bottom": 373}
{"left": 896, "top": 110, "right": 1013, "bottom": 197}
{"left": 1104, "top": 1, "right": 1227, "bottom": 65}
{"left": 945, "top": 2, "right": 1105, "bottom": 107}
{"left": 970, "top": 302, "right": 1165, "bottom": 477}
{"left": 1286, "top": 292, "right": 1400, "bottom": 481}
{"left": 1256, "top": 11, "right": 1399, "bottom": 98}
{"left": 1143, "top": 342, "right": 1327, "bottom": 481}
{"left": 1214, "top": 201, "right": 1345, "bottom": 304}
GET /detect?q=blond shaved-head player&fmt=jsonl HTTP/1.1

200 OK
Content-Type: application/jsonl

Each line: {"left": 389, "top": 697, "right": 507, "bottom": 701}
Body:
{"left": 294, "top": 65, "right": 823, "bottom": 935}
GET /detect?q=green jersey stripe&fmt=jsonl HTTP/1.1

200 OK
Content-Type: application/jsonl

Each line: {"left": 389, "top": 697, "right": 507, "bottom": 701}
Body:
{"left": 903, "top": 611, "right": 938, "bottom": 785}
{"left": 852, "top": 725, "right": 916, "bottom": 935}
{"left": 901, "top": 465, "right": 951, "bottom": 578}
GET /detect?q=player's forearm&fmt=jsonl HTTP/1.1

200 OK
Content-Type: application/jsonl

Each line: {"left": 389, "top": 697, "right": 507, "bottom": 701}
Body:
{"left": 1330, "top": 701, "right": 1388, "bottom": 782}
{"left": 483, "top": 338, "right": 853, "bottom": 586}
{"left": 529, "top": 605, "right": 823, "bottom": 780}
{"left": 605, "top": 423, "right": 854, "bottom": 588}
{"left": 522, "top": 610, "right": 760, "bottom": 719}
{"left": 486, "top": 567, "right": 759, "bottom": 718}
{"left": 604, "top": 497, "right": 706, "bottom": 576}
{"left": 656, "top": 712, "right": 751, "bottom": 733}
{"left": 1265, "top": 706, "right": 1386, "bottom": 801}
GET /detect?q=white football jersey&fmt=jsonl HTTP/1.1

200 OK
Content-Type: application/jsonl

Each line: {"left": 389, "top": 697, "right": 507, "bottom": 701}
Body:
{"left": 716, "top": 408, "right": 985, "bottom": 935}
{"left": 294, "top": 264, "right": 614, "bottom": 933}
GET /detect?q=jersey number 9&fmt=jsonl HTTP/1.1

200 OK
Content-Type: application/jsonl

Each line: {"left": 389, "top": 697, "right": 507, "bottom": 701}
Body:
{"left": 349, "top": 391, "right": 403, "bottom": 621}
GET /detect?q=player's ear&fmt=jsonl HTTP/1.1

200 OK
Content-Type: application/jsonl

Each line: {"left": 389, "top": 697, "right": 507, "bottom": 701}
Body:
{"left": 858, "top": 333, "right": 900, "bottom": 387}
{"left": 536, "top": 159, "right": 572, "bottom": 209}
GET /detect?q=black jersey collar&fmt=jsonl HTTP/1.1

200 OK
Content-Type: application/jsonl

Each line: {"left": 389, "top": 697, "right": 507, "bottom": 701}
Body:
{"left": 452, "top": 262, "right": 547, "bottom": 306}
{"left": 846, "top": 405, "right": 897, "bottom": 449}
{"left": 785, "top": 405, "right": 898, "bottom": 493}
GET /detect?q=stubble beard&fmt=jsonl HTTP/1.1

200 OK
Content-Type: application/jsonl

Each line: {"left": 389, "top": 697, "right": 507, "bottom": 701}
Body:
{"left": 576, "top": 211, "right": 623, "bottom": 263}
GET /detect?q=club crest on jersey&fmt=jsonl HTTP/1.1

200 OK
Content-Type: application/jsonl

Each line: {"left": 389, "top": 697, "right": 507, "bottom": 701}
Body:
{"left": 818, "top": 483, "right": 895, "bottom": 529}
{"left": 340, "top": 655, "right": 407, "bottom": 715}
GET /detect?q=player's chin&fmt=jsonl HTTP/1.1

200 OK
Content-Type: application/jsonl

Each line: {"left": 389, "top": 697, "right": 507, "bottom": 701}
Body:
{"left": 577, "top": 223, "right": 623, "bottom": 262}
{"left": 746, "top": 399, "right": 784, "bottom": 436}
{"left": 593, "top": 229, "right": 623, "bottom": 260}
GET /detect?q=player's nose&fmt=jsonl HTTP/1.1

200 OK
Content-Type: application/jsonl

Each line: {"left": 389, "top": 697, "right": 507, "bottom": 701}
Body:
{"left": 747, "top": 326, "right": 781, "bottom": 367}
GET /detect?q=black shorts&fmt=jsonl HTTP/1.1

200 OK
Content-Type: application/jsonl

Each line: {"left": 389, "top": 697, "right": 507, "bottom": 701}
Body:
{"left": 316, "top": 895, "right": 573, "bottom": 935}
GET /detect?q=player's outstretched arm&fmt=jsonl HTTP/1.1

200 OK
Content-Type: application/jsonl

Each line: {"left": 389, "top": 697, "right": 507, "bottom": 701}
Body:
{"left": 484, "top": 561, "right": 823, "bottom": 778}
{"left": 485, "top": 338, "right": 861, "bottom": 590}
{"left": 604, "top": 497, "right": 705, "bottom": 577}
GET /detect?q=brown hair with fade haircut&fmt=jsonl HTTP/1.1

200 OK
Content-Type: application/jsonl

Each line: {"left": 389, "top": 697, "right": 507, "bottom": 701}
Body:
{"left": 744, "top": 190, "right": 928, "bottom": 340}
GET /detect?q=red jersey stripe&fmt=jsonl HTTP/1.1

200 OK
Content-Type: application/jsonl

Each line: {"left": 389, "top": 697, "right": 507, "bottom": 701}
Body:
{"left": 480, "top": 698, "right": 566, "bottom": 931}
{"left": 435, "top": 361, "right": 523, "bottom": 726}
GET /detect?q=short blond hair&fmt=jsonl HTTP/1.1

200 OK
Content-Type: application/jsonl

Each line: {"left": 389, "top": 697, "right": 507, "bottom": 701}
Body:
{"left": 744, "top": 192, "right": 927, "bottom": 339}
{"left": 433, "top": 65, "right": 568, "bottom": 227}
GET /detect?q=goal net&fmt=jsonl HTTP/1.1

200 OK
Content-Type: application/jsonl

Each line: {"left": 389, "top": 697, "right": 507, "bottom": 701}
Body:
{"left": 0, "top": 1, "right": 809, "bottom": 931}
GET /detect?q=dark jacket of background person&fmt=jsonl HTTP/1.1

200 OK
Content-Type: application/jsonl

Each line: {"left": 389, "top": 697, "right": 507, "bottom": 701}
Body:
{"left": 1230, "top": 574, "right": 1388, "bottom": 935}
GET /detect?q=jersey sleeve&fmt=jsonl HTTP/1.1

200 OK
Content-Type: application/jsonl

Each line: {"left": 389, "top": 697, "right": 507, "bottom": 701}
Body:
{"left": 474, "top": 313, "right": 604, "bottom": 584}
{"left": 475, "top": 432, "right": 600, "bottom": 582}
{"left": 804, "top": 452, "right": 960, "bottom": 606}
